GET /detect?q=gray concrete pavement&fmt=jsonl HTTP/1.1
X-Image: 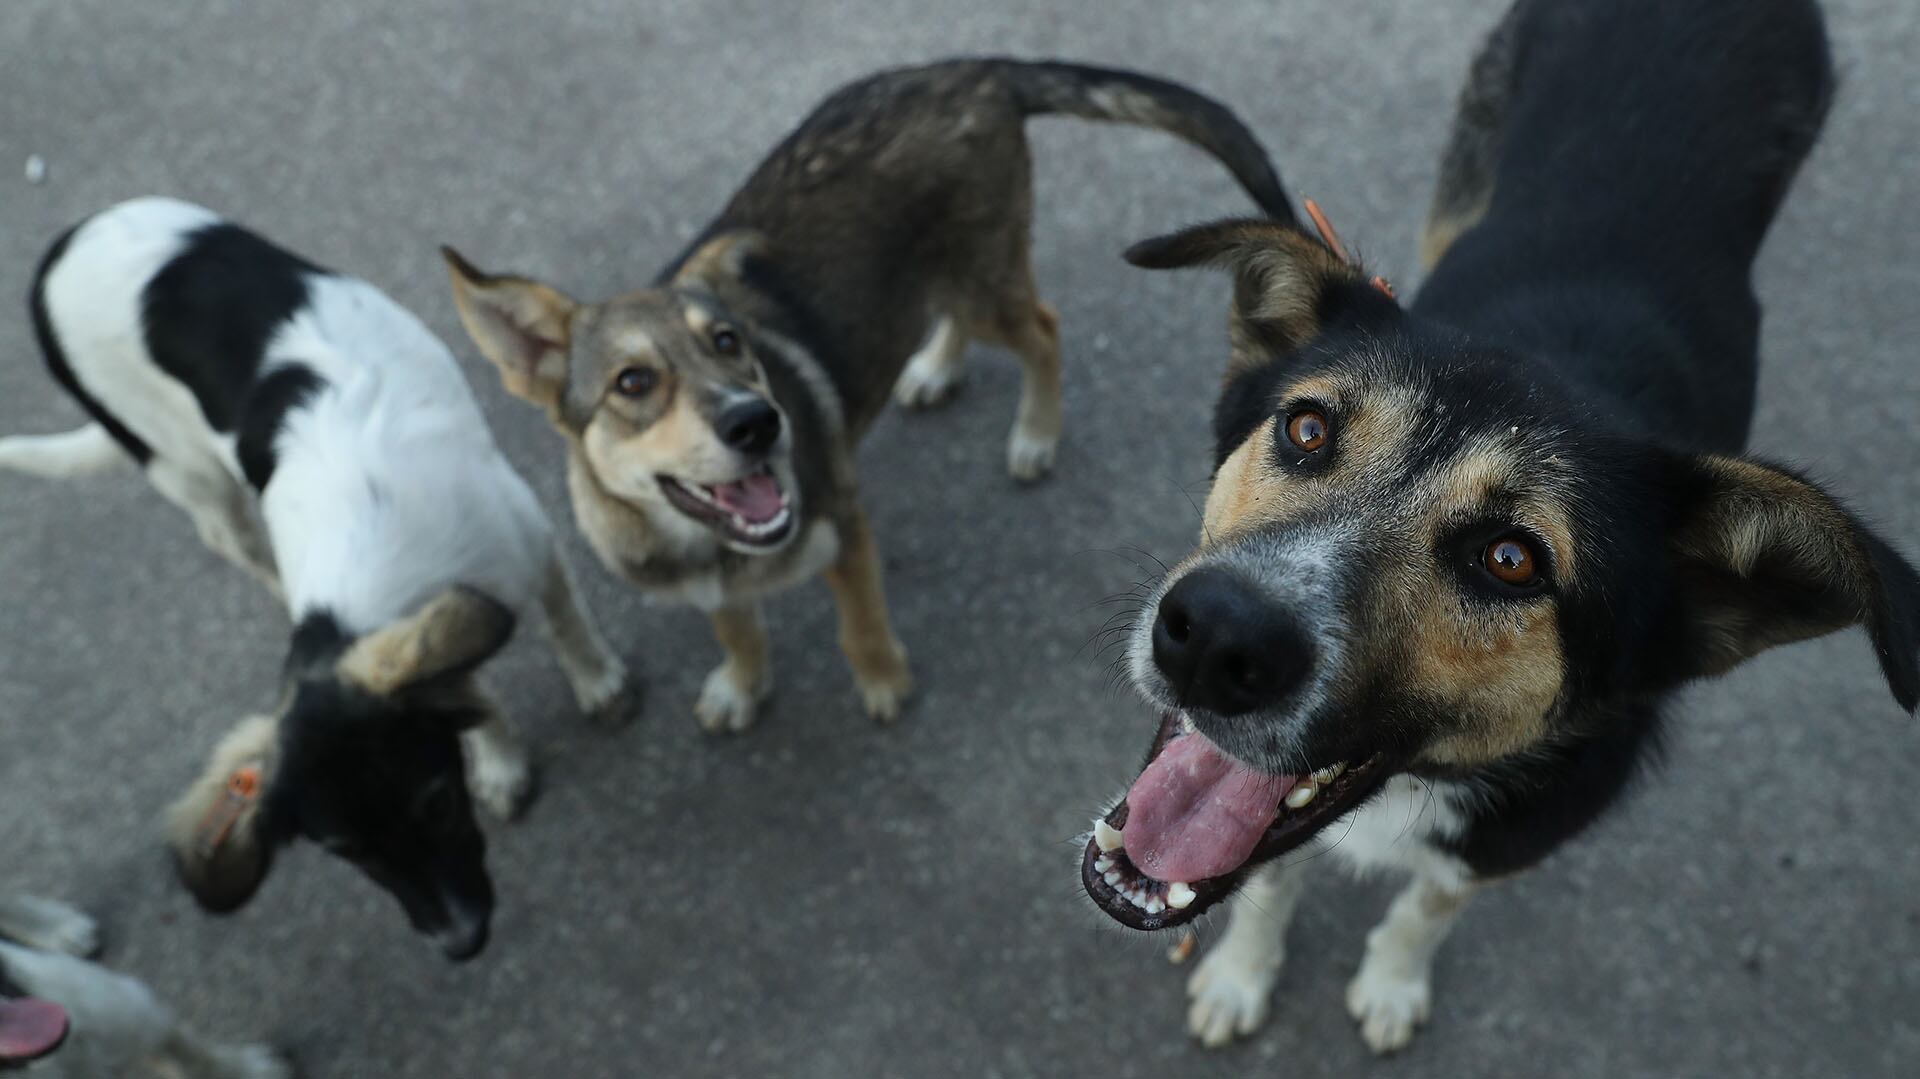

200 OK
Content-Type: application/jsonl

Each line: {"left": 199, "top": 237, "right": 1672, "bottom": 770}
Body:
{"left": 3, "top": 1, "right": 1916, "bottom": 1075}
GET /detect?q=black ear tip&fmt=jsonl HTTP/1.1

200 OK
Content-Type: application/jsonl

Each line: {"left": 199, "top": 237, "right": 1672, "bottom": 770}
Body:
{"left": 439, "top": 245, "right": 482, "bottom": 280}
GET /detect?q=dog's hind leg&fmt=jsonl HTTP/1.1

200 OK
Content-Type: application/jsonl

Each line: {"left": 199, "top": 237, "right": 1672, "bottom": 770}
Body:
{"left": 462, "top": 699, "right": 534, "bottom": 821}
{"left": 147, "top": 459, "right": 282, "bottom": 600}
{"left": 892, "top": 315, "right": 969, "bottom": 409}
{"left": 823, "top": 504, "right": 912, "bottom": 722}
{"left": 1185, "top": 859, "right": 1309, "bottom": 1047}
{"left": 0, "top": 895, "right": 99, "bottom": 957}
{"left": 1345, "top": 872, "right": 1477, "bottom": 1054}
{"left": 1420, "top": 0, "right": 1529, "bottom": 271}
{"left": 539, "top": 552, "right": 635, "bottom": 727}
{"left": 696, "top": 602, "right": 773, "bottom": 734}
{"left": 968, "top": 283, "right": 1061, "bottom": 482}
{"left": 0, "top": 423, "right": 126, "bottom": 479}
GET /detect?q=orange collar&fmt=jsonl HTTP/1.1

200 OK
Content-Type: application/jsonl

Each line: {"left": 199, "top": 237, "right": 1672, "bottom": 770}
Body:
{"left": 194, "top": 765, "right": 261, "bottom": 856}
{"left": 1303, "top": 197, "right": 1396, "bottom": 300}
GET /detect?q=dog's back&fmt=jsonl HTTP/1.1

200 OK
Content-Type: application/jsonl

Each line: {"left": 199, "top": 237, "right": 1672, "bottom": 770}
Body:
{"left": 1416, "top": 0, "right": 1834, "bottom": 451}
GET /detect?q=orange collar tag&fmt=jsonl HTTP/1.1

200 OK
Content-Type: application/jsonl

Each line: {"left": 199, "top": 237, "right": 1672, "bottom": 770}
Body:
{"left": 1303, "top": 197, "right": 1396, "bottom": 300}
{"left": 195, "top": 765, "right": 261, "bottom": 857}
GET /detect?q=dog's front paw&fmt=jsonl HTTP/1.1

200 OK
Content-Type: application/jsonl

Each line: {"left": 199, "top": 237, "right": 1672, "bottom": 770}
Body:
{"left": 1185, "top": 942, "right": 1280, "bottom": 1048}
{"left": 851, "top": 642, "right": 912, "bottom": 724}
{"left": 696, "top": 664, "right": 768, "bottom": 734}
{"left": 4, "top": 896, "right": 101, "bottom": 957}
{"left": 467, "top": 742, "right": 535, "bottom": 821}
{"left": 1345, "top": 961, "right": 1432, "bottom": 1055}
{"left": 580, "top": 665, "right": 642, "bottom": 729}
{"left": 1006, "top": 427, "right": 1058, "bottom": 482}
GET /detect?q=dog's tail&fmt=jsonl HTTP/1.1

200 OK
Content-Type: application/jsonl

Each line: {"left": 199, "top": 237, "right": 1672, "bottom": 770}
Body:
{"left": 0, "top": 424, "right": 127, "bottom": 479}
{"left": 998, "top": 59, "right": 1296, "bottom": 223}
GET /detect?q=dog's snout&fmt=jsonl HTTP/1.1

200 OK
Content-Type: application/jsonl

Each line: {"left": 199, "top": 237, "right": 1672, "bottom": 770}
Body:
{"left": 1152, "top": 567, "right": 1314, "bottom": 716}
{"left": 717, "top": 398, "right": 781, "bottom": 455}
{"left": 437, "top": 903, "right": 491, "bottom": 962}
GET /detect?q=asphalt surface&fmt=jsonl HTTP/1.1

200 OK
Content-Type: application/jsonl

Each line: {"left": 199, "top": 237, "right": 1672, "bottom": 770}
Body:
{"left": 2, "top": 1, "right": 1917, "bottom": 1076}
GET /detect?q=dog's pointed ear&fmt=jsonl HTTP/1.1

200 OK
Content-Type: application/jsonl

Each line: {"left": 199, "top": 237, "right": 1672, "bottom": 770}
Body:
{"left": 1655, "top": 453, "right": 1920, "bottom": 711}
{"left": 337, "top": 586, "right": 517, "bottom": 697}
{"left": 670, "top": 230, "right": 766, "bottom": 291}
{"left": 166, "top": 715, "right": 282, "bottom": 914}
{"left": 441, "top": 246, "right": 578, "bottom": 410}
{"left": 1125, "top": 219, "right": 1366, "bottom": 376}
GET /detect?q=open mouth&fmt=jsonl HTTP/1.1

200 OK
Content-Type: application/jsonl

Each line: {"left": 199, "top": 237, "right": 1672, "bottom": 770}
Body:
{"left": 657, "top": 466, "right": 794, "bottom": 548}
{"left": 1081, "top": 711, "right": 1387, "bottom": 930}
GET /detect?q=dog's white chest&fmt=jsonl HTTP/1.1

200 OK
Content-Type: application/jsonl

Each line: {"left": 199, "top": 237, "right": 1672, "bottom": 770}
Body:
{"left": 1311, "top": 774, "right": 1474, "bottom": 891}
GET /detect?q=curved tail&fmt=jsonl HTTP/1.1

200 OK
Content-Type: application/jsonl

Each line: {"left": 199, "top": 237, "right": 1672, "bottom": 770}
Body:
{"left": 0, "top": 423, "right": 128, "bottom": 479}
{"left": 997, "top": 60, "right": 1296, "bottom": 223}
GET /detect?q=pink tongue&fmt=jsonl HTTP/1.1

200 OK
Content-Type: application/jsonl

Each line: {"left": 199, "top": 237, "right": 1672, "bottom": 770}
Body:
{"left": 1120, "top": 735, "right": 1296, "bottom": 884}
{"left": 711, "top": 473, "right": 785, "bottom": 524}
{"left": 0, "top": 999, "right": 69, "bottom": 1062}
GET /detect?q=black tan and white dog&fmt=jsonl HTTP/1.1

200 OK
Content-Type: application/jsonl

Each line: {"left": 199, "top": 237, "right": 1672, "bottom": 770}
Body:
{"left": 1078, "top": 0, "right": 1919, "bottom": 1053}
{"left": 0, "top": 198, "right": 633, "bottom": 959}
{"left": 1, "top": 894, "right": 288, "bottom": 1077}
{"left": 442, "top": 58, "right": 1293, "bottom": 732}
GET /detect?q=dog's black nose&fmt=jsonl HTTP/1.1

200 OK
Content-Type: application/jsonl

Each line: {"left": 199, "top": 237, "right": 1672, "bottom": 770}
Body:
{"left": 1152, "top": 567, "right": 1314, "bottom": 716}
{"left": 718, "top": 398, "right": 781, "bottom": 455}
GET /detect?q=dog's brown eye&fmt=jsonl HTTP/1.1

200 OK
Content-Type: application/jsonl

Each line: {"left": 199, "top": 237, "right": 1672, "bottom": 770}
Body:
{"left": 1285, "top": 410, "right": 1329, "bottom": 452}
{"left": 712, "top": 328, "right": 740, "bottom": 355}
{"left": 613, "top": 367, "right": 658, "bottom": 397}
{"left": 1484, "top": 537, "right": 1538, "bottom": 586}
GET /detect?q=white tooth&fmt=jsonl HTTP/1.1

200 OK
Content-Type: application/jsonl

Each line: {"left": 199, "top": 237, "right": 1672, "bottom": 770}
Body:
{"left": 1146, "top": 897, "right": 1166, "bottom": 914}
{"left": 1167, "top": 881, "right": 1197, "bottom": 909}
{"left": 1094, "top": 819, "right": 1124, "bottom": 853}
{"left": 1312, "top": 765, "right": 1342, "bottom": 784}
{"left": 1285, "top": 782, "right": 1319, "bottom": 809}
{"left": 1093, "top": 855, "right": 1113, "bottom": 873}
{"left": 1104, "top": 870, "right": 1123, "bottom": 886}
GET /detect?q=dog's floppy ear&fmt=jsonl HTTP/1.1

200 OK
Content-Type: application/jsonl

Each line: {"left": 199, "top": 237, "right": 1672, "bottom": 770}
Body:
{"left": 441, "top": 246, "right": 578, "bottom": 411}
{"left": 670, "top": 230, "right": 766, "bottom": 292}
{"left": 165, "top": 715, "right": 282, "bottom": 914}
{"left": 336, "top": 586, "right": 517, "bottom": 698}
{"left": 1655, "top": 453, "right": 1920, "bottom": 711}
{"left": 1125, "top": 218, "right": 1363, "bottom": 377}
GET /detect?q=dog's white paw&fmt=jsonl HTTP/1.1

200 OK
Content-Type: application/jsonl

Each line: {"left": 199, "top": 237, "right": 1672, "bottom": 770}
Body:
{"left": 207, "top": 1042, "right": 295, "bottom": 1079}
{"left": 1345, "top": 961, "right": 1432, "bottom": 1055}
{"left": 854, "top": 658, "right": 913, "bottom": 724}
{"left": 578, "top": 664, "right": 641, "bottom": 728}
{"left": 894, "top": 354, "right": 963, "bottom": 409}
{"left": 5, "top": 896, "right": 101, "bottom": 957}
{"left": 1185, "top": 943, "right": 1280, "bottom": 1048}
{"left": 466, "top": 742, "right": 535, "bottom": 821}
{"left": 1006, "top": 427, "right": 1058, "bottom": 482}
{"left": 696, "top": 664, "right": 768, "bottom": 734}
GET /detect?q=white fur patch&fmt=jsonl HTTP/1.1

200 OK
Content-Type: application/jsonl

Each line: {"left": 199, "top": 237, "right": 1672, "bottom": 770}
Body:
{"left": 258, "top": 274, "right": 552, "bottom": 631}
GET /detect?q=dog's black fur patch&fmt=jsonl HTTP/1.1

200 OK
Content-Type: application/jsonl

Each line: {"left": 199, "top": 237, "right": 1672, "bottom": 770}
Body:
{"left": 141, "top": 224, "right": 322, "bottom": 433}
{"left": 235, "top": 364, "right": 326, "bottom": 490}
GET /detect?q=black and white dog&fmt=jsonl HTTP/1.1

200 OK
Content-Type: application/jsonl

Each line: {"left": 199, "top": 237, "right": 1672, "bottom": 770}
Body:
{"left": 0, "top": 198, "right": 633, "bottom": 959}
{"left": 0, "top": 894, "right": 287, "bottom": 1077}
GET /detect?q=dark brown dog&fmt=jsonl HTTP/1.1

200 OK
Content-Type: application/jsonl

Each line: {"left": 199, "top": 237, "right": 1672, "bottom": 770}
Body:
{"left": 444, "top": 58, "right": 1291, "bottom": 732}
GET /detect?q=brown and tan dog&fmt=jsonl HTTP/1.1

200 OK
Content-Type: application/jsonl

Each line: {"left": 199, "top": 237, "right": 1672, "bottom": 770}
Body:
{"left": 443, "top": 58, "right": 1292, "bottom": 732}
